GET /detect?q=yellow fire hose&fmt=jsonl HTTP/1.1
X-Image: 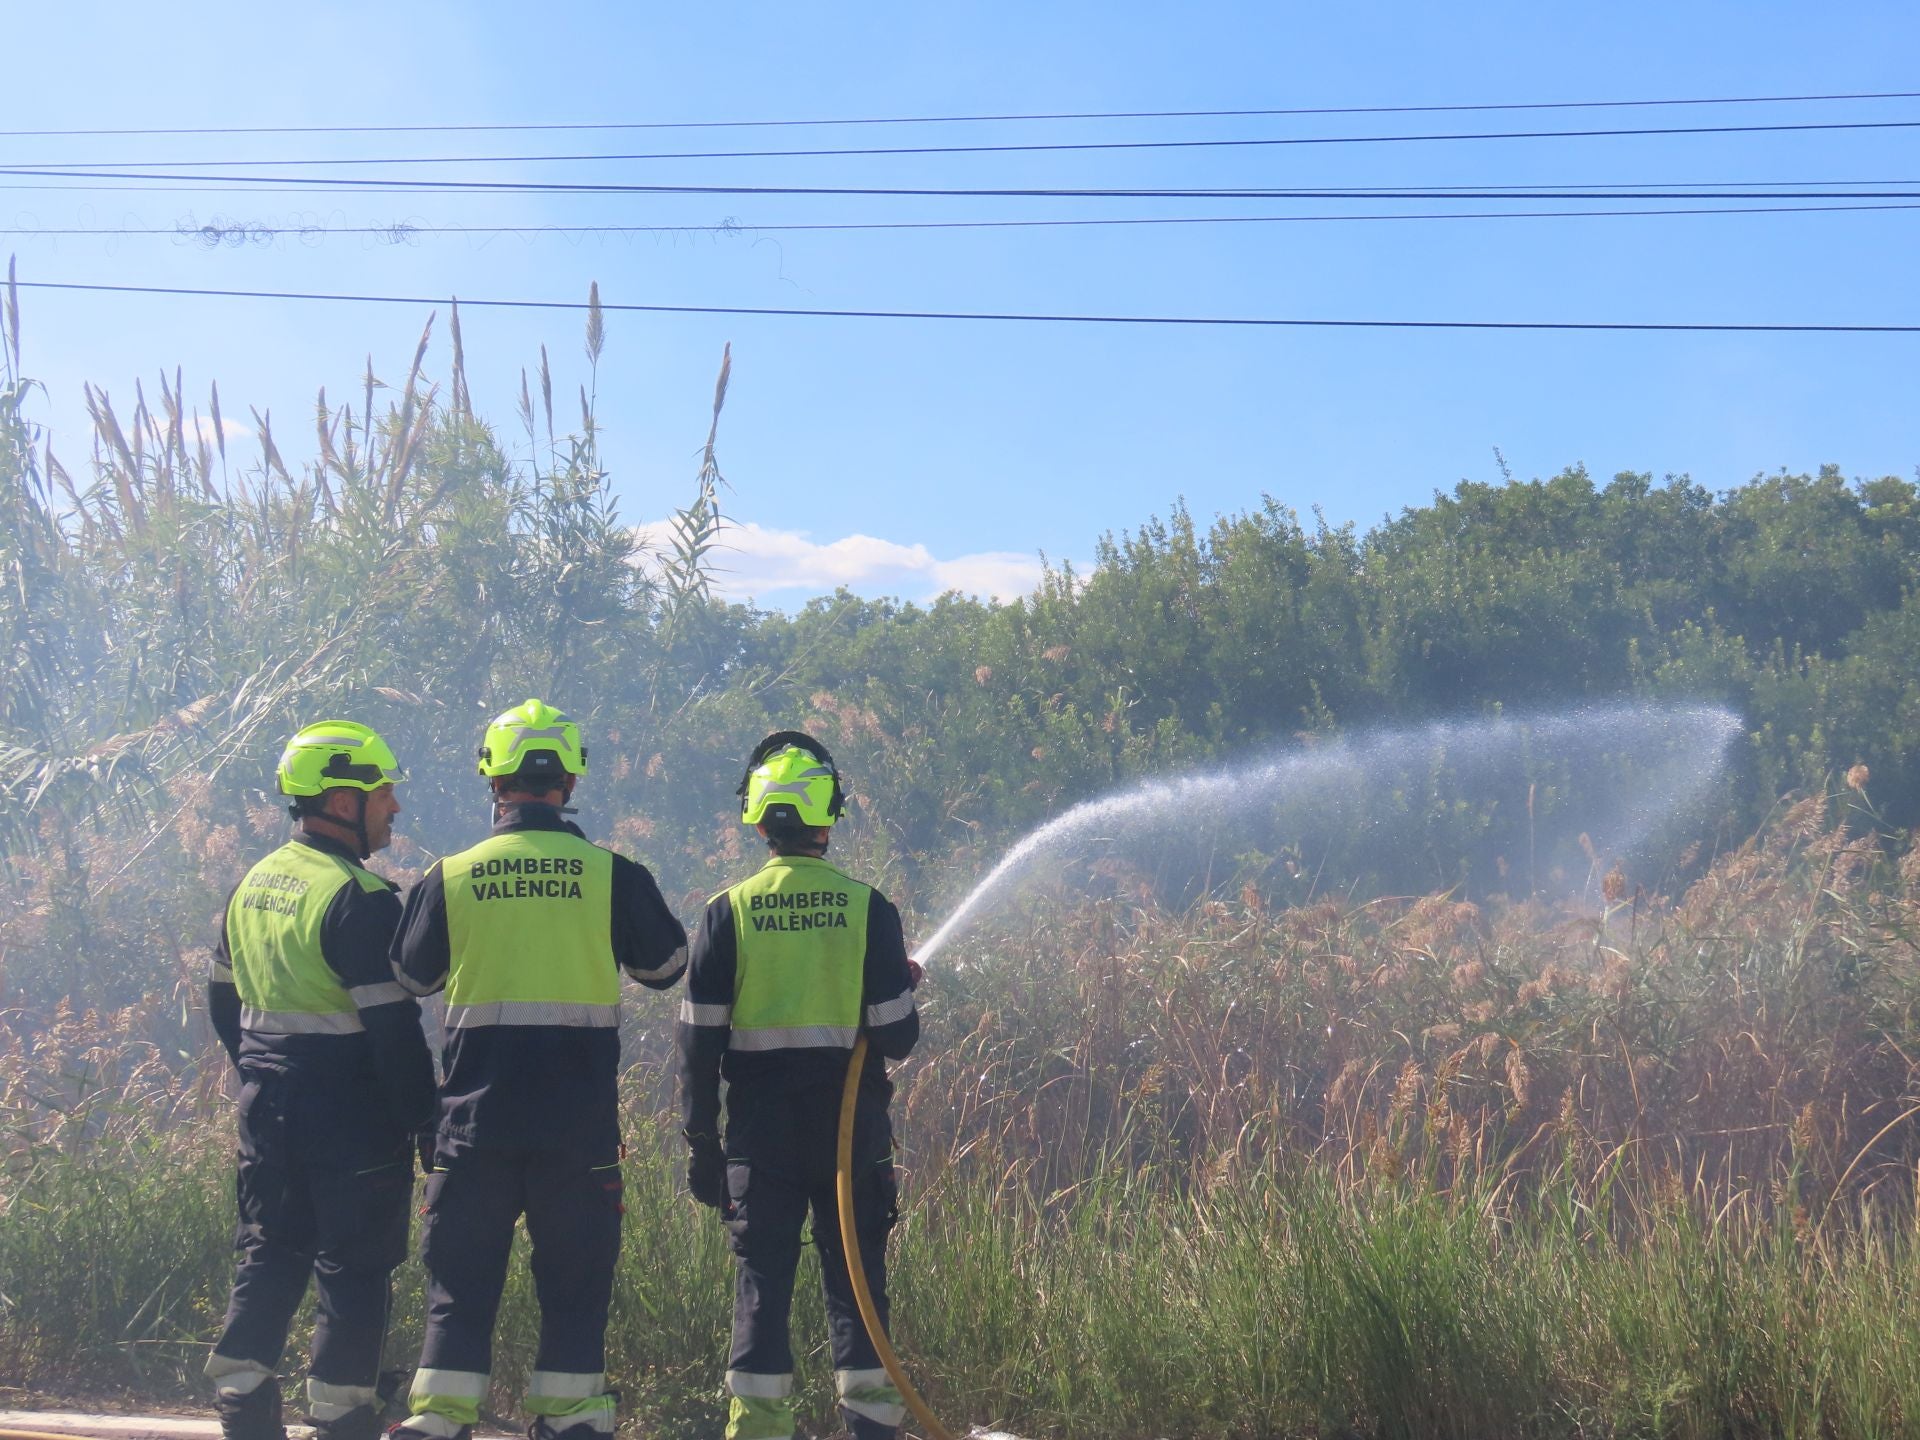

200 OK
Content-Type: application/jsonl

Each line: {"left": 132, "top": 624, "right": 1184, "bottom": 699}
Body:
{"left": 837, "top": 1034, "right": 956, "bottom": 1440}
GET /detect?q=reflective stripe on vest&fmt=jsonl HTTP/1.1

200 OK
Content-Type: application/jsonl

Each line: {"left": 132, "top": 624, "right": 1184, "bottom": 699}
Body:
{"left": 225, "top": 840, "right": 387, "bottom": 1030}
{"left": 724, "top": 855, "right": 870, "bottom": 1052}
{"left": 241, "top": 1006, "right": 364, "bottom": 1035}
{"left": 444, "top": 1000, "right": 620, "bottom": 1029}
{"left": 441, "top": 829, "right": 618, "bottom": 1018}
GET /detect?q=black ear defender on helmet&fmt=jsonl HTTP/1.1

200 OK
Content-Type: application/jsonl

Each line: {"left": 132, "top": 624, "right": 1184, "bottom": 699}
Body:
{"left": 734, "top": 729, "right": 848, "bottom": 822}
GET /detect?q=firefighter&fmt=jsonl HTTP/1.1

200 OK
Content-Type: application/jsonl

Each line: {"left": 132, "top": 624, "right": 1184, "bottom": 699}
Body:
{"left": 678, "top": 731, "right": 922, "bottom": 1440}
{"left": 389, "top": 698, "right": 687, "bottom": 1440}
{"left": 205, "top": 720, "right": 435, "bottom": 1440}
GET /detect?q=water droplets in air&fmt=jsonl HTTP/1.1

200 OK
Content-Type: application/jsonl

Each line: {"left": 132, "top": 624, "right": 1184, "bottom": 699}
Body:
{"left": 916, "top": 702, "right": 1742, "bottom": 965}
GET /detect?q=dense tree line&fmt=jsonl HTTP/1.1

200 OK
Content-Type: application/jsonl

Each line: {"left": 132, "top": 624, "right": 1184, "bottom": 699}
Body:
{"left": 1, "top": 291, "right": 1914, "bottom": 1015}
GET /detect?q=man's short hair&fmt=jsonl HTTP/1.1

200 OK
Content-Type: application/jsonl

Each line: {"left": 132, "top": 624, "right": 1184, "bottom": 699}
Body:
{"left": 494, "top": 751, "right": 572, "bottom": 791}
{"left": 760, "top": 809, "right": 822, "bottom": 852}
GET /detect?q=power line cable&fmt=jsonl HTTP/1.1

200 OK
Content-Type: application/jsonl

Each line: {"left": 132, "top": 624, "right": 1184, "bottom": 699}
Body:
{"left": 20, "top": 116, "right": 1920, "bottom": 170}
{"left": 5, "top": 89, "right": 1919, "bottom": 138}
{"left": 7, "top": 175, "right": 1918, "bottom": 199}
{"left": 13, "top": 277, "right": 1919, "bottom": 333}
{"left": 6, "top": 201, "right": 1919, "bottom": 244}
{"left": 8, "top": 169, "right": 1920, "bottom": 200}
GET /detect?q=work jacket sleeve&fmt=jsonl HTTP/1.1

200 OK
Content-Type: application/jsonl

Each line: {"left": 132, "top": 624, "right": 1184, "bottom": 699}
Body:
{"left": 675, "top": 893, "right": 736, "bottom": 1144}
{"left": 861, "top": 890, "right": 920, "bottom": 1062}
{"left": 322, "top": 877, "right": 437, "bottom": 1131}
{"left": 208, "top": 885, "right": 243, "bottom": 1069}
{"left": 390, "top": 861, "right": 452, "bottom": 998}
{"left": 610, "top": 852, "right": 688, "bottom": 988}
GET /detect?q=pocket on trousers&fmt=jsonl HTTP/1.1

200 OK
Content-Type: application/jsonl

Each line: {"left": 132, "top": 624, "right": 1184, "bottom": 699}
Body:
{"left": 725, "top": 1161, "right": 752, "bottom": 1230}
{"left": 593, "top": 1161, "right": 625, "bottom": 1217}
{"left": 314, "top": 1152, "right": 412, "bottom": 1272}
{"left": 235, "top": 1073, "right": 286, "bottom": 1160}
{"left": 859, "top": 1159, "right": 900, "bottom": 1236}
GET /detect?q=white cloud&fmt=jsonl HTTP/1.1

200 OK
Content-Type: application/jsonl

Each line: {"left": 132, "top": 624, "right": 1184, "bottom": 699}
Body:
{"left": 634, "top": 518, "right": 1052, "bottom": 605}
{"left": 191, "top": 414, "right": 253, "bottom": 446}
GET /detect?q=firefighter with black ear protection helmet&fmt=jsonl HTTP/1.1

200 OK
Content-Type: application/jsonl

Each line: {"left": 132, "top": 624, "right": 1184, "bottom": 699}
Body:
{"left": 388, "top": 699, "right": 687, "bottom": 1440}
{"left": 205, "top": 721, "right": 435, "bottom": 1440}
{"left": 678, "top": 731, "right": 922, "bottom": 1440}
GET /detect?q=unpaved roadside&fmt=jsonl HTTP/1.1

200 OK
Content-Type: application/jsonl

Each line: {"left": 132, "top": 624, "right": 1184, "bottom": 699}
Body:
{"left": 0, "top": 1411, "right": 518, "bottom": 1439}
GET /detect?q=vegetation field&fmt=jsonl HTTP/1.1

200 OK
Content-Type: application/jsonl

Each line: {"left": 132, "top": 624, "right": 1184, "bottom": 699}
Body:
{"left": 10, "top": 798, "right": 1920, "bottom": 1438}
{"left": 9, "top": 286, "right": 1920, "bottom": 1436}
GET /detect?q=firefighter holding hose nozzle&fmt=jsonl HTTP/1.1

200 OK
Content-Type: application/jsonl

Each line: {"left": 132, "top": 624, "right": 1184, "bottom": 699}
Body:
{"left": 678, "top": 731, "right": 922, "bottom": 1440}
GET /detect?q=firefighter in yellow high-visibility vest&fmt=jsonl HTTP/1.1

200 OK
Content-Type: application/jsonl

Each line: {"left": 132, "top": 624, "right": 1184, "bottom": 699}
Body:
{"left": 388, "top": 700, "right": 686, "bottom": 1440}
{"left": 206, "top": 721, "right": 434, "bottom": 1440}
{"left": 678, "top": 731, "right": 921, "bottom": 1440}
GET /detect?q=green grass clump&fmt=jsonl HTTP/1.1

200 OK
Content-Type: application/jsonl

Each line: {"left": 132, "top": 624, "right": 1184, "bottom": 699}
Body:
{"left": 12, "top": 1114, "right": 1920, "bottom": 1437}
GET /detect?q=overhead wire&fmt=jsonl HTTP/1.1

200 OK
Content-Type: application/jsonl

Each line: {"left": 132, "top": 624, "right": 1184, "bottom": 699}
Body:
{"left": 16, "top": 116, "right": 1920, "bottom": 170}
{"left": 8, "top": 94, "right": 1911, "bottom": 341}
{"left": 7, "top": 169, "right": 1920, "bottom": 199}
{"left": 5, "top": 201, "right": 1920, "bottom": 244}
{"left": 8, "top": 175, "right": 1920, "bottom": 195}
{"left": 4, "top": 88, "right": 1918, "bottom": 137}
{"left": 13, "top": 278, "right": 1919, "bottom": 333}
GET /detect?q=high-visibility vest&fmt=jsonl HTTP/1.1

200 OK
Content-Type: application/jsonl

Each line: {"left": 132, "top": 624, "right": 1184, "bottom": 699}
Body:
{"left": 724, "top": 854, "right": 870, "bottom": 1052}
{"left": 439, "top": 827, "right": 617, "bottom": 1031}
{"left": 226, "top": 840, "right": 390, "bottom": 1034}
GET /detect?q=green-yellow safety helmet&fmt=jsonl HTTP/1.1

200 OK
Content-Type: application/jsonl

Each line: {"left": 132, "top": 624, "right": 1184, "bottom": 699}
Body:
{"left": 478, "top": 697, "right": 587, "bottom": 783}
{"left": 738, "top": 730, "right": 846, "bottom": 828}
{"left": 276, "top": 720, "right": 404, "bottom": 797}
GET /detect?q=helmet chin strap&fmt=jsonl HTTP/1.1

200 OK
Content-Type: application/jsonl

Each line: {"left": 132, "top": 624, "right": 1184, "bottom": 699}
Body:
{"left": 349, "top": 789, "right": 371, "bottom": 859}
{"left": 297, "top": 791, "right": 372, "bottom": 858}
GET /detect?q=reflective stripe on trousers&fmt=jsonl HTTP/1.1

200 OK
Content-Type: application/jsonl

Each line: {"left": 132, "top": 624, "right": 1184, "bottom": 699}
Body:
{"left": 405, "top": 1366, "right": 488, "bottom": 1434}
{"left": 204, "top": 1353, "right": 272, "bottom": 1396}
{"left": 526, "top": 1369, "right": 616, "bottom": 1430}
{"left": 837, "top": 1365, "right": 907, "bottom": 1427}
{"left": 307, "top": 1378, "right": 378, "bottom": 1423}
{"left": 726, "top": 1371, "right": 795, "bottom": 1440}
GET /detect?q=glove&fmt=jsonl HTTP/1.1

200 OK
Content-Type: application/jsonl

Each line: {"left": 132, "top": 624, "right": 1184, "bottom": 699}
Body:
{"left": 416, "top": 1130, "right": 438, "bottom": 1175}
{"left": 906, "top": 958, "right": 925, "bottom": 990}
{"left": 685, "top": 1135, "right": 726, "bottom": 1209}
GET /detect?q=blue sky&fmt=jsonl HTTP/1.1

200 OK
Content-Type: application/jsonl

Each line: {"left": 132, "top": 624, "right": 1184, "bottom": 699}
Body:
{"left": 5, "top": 3, "right": 1917, "bottom": 604}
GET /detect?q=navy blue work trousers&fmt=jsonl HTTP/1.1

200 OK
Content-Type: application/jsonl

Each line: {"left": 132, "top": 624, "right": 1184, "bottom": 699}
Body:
{"left": 725, "top": 1084, "right": 900, "bottom": 1436}
{"left": 212, "top": 1067, "right": 412, "bottom": 1386}
{"left": 414, "top": 1142, "right": 625, "bottom": 1380}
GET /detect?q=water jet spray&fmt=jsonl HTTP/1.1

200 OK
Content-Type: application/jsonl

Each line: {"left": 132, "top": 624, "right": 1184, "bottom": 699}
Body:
{"left": 918, "top": 702, "right": 1741, "bottom": 966}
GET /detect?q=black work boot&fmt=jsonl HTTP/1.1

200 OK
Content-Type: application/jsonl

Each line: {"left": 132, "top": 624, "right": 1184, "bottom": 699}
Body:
{"left": 526, "top": 1415, "right": 613, "bottom": 1439}
{"left": 525, "top": 1384, "right": 617, "bottom": 1439}
{"left": 311, "top": 1403, "right": 385, "bottom": 1440}
{"left": 375, "top": 1369, "right": 409, "bottom": 1412}
{"left": 525, "top": 1425, "right": 602, "bottom": 1439}
{"left": 215, "top": 1379, "right": 287, "bottom": 1440}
